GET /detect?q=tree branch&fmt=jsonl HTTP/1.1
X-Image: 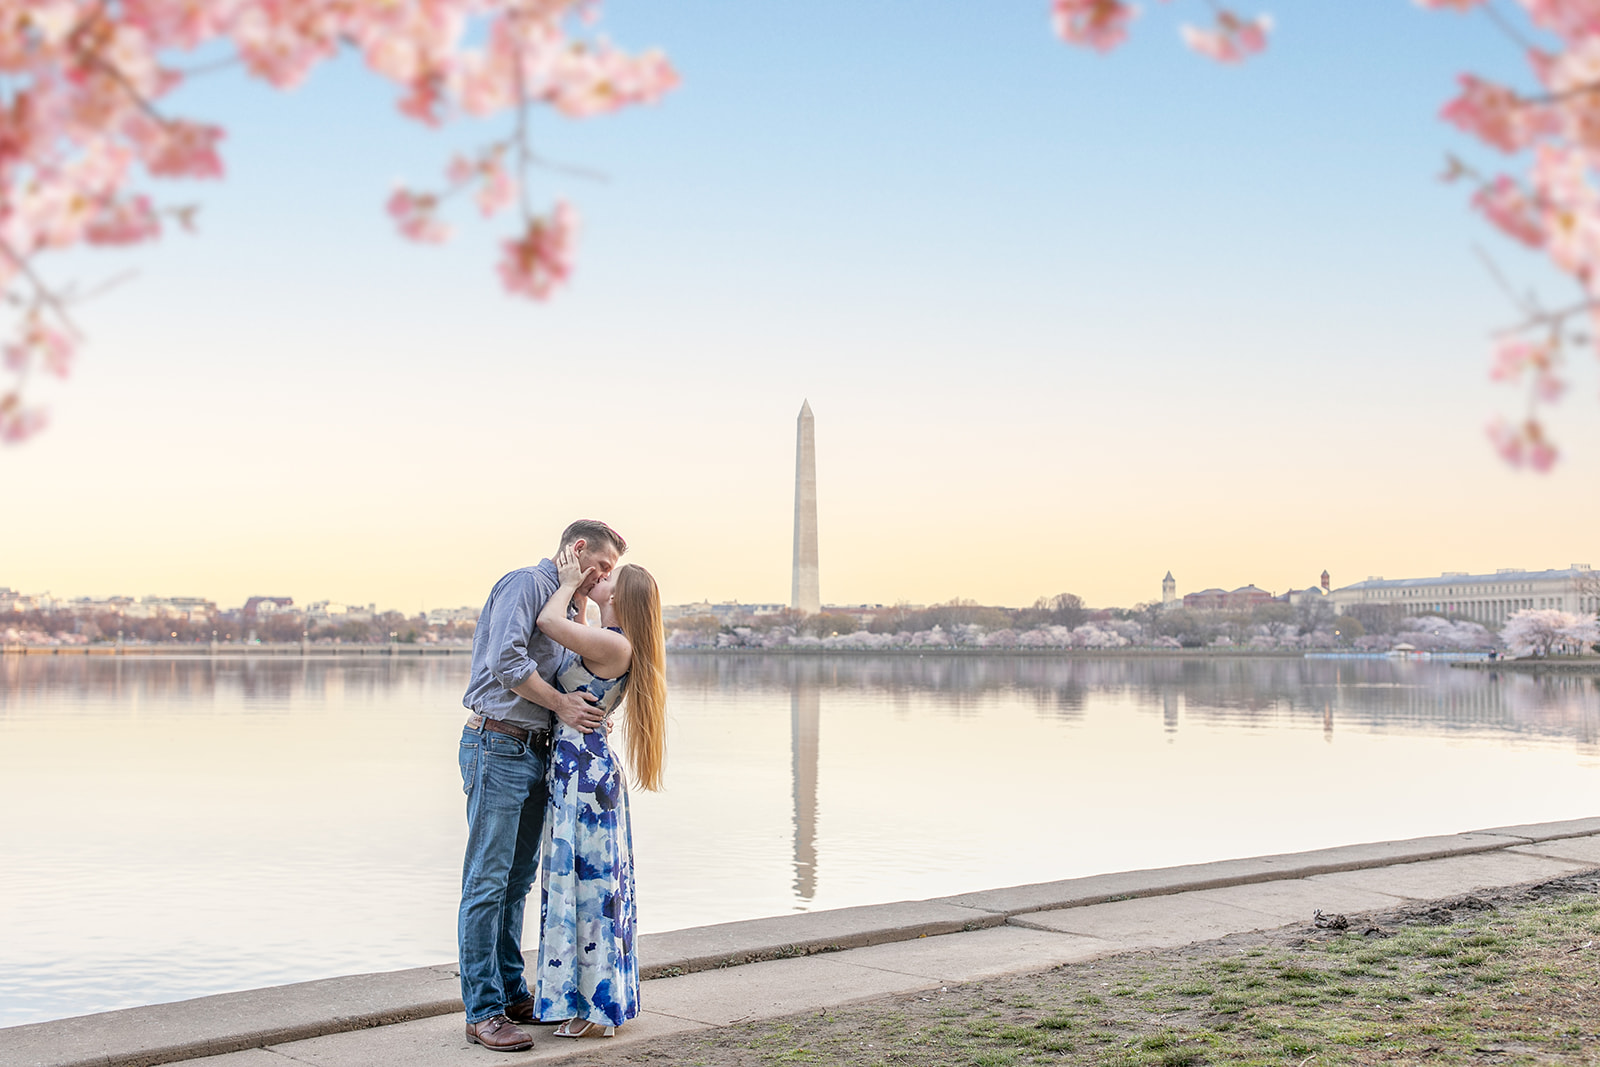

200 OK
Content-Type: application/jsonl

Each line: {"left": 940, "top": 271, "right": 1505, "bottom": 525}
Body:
{"left": 0, "top": 239, "right": 83, "bottom": 336}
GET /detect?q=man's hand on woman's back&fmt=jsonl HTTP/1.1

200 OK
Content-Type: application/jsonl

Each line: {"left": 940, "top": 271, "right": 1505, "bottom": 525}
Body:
{"left": 549, "top": 689, "right": 603, "bottom": 733}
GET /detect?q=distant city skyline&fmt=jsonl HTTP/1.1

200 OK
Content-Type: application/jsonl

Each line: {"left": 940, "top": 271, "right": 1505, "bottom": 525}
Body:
{"left": 11, "top": 560, "right": 1596, "bottom": 621}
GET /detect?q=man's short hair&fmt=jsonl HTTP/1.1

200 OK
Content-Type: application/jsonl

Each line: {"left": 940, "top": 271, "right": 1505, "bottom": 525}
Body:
{"left": 560, "top": 519, "right": 627, "bottom": 557}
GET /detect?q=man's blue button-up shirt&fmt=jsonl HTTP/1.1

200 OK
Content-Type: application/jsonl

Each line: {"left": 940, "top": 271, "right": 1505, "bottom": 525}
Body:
{"left": 461, "top": 559, "right": 571, "bottom": 730}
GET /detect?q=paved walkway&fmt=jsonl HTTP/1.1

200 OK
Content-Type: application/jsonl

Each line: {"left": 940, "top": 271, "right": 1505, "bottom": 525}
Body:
{"left": 8, "top": 816, "right": 1600, "bottom": 1067}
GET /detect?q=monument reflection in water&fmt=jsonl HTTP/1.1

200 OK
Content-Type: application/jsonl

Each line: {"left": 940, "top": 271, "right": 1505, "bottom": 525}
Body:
{"left": 791, "top": 678, "right": 819, "bottom": 900}
{"left": 1, "top": 652, "right": 1598, "bottom": 1027}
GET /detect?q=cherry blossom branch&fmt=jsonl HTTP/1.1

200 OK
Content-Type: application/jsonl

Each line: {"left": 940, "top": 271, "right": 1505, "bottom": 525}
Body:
{"left": 78, "top": 52, "right": 169, "bottom": 127}
{"left": 513, "top": 59, "right": 534, "bottom": 226}
{"left": 0, "top": 241, "right": 83, "bottom": 338}
{"left": 1473, "top": 245, "right": 1540, "bottom": 321}
{"left": 173, "top": 55, "right": 245, "bottom": 78}
{"left": 3, "top": 0, "right": 678, "bottom": 445}
{"left": 1481, "top": 1, "right": 1538, "bottom": 55}
{"left": 527, "top": 150, "right": 609, "bottom": 183}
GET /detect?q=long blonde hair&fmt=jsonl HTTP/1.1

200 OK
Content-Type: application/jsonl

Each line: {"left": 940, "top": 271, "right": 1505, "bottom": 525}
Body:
{"left": 614, "top": 563, "right": 667, "bottom": 791}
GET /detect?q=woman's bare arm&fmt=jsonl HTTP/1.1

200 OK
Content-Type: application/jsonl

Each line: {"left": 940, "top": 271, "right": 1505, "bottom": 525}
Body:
{"left": 537, "top": 549, "right": 631, "bottom": 672}
{"left": 538, "top": 604, "right": 629, "bottom": 665}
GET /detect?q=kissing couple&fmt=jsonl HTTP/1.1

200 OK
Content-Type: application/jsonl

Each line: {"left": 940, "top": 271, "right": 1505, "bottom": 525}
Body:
{"left": 455, "top": 519, "right": 668, "bottom": 1051}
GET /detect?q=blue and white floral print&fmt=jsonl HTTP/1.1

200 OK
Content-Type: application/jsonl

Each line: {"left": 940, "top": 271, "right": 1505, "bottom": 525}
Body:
{"left": 533, "top": 648, "right": 638, "bottom": 1028}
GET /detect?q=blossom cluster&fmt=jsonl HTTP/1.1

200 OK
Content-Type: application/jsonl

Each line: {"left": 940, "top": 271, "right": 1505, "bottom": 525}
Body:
{"left": 1500, "top": 607, "right": 1600, "bottom": 656}
{"left": 669, "top": 619, "right": 1367, "bottom": 653}
{"left": 1052, "top": 0, "right": 1271, "bottom": 63}
{"left": 0, "top": 0, "right": 677, "bottom": 443}
{"left": 1, "top": 627, "right": 86, "bottom": 646}
{"left": 1053, "top": 1, "right": 1600, "bottom": 469}
{"left": 1402, "top": 2, "right": 1600, "bottom": 468}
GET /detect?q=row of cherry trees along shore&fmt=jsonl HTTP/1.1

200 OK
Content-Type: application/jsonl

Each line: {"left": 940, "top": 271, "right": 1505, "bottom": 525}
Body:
{"left": 0, "top": 607, "right": 474, "bottom": 647}
{"left": 665, "top": 598, "right": 1600, "bottom": 659}
{"left": 4, "top": 598, "right": 1596, "bottom": 657}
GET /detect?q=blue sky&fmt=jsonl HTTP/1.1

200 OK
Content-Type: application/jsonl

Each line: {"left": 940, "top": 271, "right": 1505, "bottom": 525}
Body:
{"left": 8, "top": 0, "right": 1599, "bottom": 611}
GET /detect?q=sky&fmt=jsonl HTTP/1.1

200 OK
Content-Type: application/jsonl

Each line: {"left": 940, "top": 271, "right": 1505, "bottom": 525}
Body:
{"left": 7, "top": 0, "right": 1600, "bottom": 613}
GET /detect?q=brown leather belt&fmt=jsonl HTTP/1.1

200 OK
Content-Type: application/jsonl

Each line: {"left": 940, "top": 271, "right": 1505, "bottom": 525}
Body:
{"left": 469, "top": 714, "right": 551, "bottom": 745}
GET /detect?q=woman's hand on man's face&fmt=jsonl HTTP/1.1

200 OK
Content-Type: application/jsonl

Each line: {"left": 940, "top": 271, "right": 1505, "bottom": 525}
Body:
{"left": 554, "top": 545, "right": 596, "bottom": 589}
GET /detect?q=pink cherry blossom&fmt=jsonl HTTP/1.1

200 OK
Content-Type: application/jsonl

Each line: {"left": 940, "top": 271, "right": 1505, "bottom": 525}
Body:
{"left": 84, "top": 195, "right": 163, "bottom": 246}
{"left": 1180, "top": 11, "right": 1271, "bottom": 64}
{"left": 1486, "top": 417, "right": 1526, "bottom": 466}
{"left": 1490, "top": 338, "right": 1546, "bottom": 382}
{"left": 1486, "top": 416, "right": 1558, "bottom": 471}
{"left": 4, "top": 315, "right": 76, "bottom": 379}
{"left": 1531, "top": 145, "right": 1600, "bottom": 282}
{"left": 1441, "top": 75, "right": 1556, "bottom": 153}
{"left": 1490, "top": 335, "right": 1568, "bottom": 401}
{"left": 1525, "top": 0, "right": 1600, "bottom": 40}
{"left": 0, "top": 392, "right": 48, "bottom": 443}
{"left": 386, "top": 189, "right": 452, "bottom": 244}
{"left": 497, "top": 201, "right": 577, "bottom": 300}
{"left": 1472, "top": 176, "right": 1547, "bottom": 247}
{"left": 1528, "top": 428, "right": 1558, "bottom": 470}
{"left": 1535, "top": 369, "right": 1568, "bottom": 401}
{"left": 140, "top": 121, "right": 227, "bottom": 179}
{"left": 474, "top": 158, "right": 517, "bottom": 217}
{"left": 1052, "top": 0, "right": 1137, "bottom": 53}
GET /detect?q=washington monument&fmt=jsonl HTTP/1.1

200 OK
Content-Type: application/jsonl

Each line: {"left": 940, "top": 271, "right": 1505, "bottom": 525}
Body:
{"left": 791, "top": 400, "right": 821, "bottom": 614}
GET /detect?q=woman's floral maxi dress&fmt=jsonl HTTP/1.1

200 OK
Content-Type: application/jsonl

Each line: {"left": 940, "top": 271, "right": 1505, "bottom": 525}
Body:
{"left": 533, "top": 645, "right": 638, "bottom": 1027}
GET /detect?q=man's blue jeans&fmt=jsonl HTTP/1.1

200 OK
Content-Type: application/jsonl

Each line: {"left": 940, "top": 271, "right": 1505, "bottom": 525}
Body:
{"left": 458, "top": 723, "right": 549, "bottom": 1023}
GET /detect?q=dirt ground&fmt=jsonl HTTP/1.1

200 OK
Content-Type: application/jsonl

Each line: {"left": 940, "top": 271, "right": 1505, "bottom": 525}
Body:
{"left": 601, "top": 872, "right": 1600, "bottom": 1067}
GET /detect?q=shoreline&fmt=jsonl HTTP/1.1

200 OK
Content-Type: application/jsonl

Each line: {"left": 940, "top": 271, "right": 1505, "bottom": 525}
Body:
{"left": 5, "top": 815, "right": 1598, "bottom": 1067}
{"left": 664, "top": 646, "right": 1313, "bottom": 658}
{"left": 0, "top": 643, "right": 472, "bottom": 656}
{"left": 1452, "top": 658, "right": 1600, "bottom": 673}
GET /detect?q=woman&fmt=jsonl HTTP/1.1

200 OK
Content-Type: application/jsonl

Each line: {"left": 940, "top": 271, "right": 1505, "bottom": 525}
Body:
{"left": 530, "top": 547, "right": 667, "bottom": 1039}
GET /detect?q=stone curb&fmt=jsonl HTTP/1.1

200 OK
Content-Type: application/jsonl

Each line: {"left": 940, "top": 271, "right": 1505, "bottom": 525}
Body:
{"left": 6, "top": 815, "right": 1597, "bottom": 1067}
{"left": 0, "top": 966, "right": 463, "bottom": 1067}
{"left": 931, "top": 832, "right": 1519, "bottom": 917}
{"left": 637, "top": 900, "right": 1004, "bottom": 979}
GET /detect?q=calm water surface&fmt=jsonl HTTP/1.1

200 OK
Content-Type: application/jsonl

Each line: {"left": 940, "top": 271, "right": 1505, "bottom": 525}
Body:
{"left": 2, "top": 653, "right": 1598, "bottom": 1026}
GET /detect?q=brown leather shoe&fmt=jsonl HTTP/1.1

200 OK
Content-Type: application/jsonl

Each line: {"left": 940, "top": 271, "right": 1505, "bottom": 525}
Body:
{"left": 504, "top": 996, "right": 539, "bottom": 1025}
{"left": 465, "top": 1014, "right": 534, "bottom": 1052}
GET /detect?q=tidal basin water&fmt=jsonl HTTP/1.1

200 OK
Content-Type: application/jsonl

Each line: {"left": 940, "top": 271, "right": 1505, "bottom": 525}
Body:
{"left": 3, "top": 653, "right": 1599, "bottom": 1026}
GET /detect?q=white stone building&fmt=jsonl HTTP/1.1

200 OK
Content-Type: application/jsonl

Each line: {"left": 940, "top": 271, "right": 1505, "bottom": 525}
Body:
{"left": 1328, "top": 565, "right": 1599, "bottom": 625}
{"left": 425, "top": 606, "right": 479, "bottom": 627}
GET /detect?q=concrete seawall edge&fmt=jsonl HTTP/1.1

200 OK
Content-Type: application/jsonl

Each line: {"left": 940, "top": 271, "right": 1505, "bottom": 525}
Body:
{"left": 6, "top": 814, "right": 1600, "bottom": 1067}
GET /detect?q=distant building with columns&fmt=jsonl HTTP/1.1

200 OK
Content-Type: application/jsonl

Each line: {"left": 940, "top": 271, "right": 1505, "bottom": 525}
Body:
{"left": 1183, "top": 585, "right": 1275, "bottom": 612}
{"left": 1162, "top": 570, "right": 1332, "bottom": 612}
{"left": 1328, "top": 565, "right": 1599, "bottom": 625}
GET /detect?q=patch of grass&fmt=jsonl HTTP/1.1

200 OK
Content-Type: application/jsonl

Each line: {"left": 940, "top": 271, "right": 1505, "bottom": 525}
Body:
{"left": 1274, "top": 963, "right": 1326, "bottom": 985}
{"left": 596, "top": 878, "right": 1600, "bottom": 1067}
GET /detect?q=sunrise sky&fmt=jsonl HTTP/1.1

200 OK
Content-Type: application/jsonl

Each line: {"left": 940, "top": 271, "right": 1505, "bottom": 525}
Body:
{"left": 7, "top": 0, "right": 1600, "bottom": 613}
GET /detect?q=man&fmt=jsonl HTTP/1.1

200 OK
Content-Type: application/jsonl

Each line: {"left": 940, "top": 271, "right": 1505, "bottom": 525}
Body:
{"left": 457, "top": 519, "right": 626, "bottom": 1052}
